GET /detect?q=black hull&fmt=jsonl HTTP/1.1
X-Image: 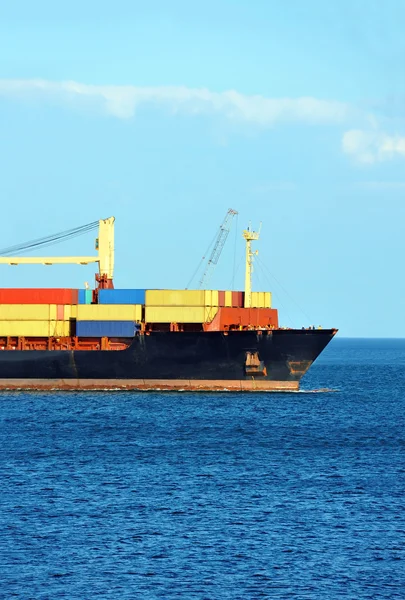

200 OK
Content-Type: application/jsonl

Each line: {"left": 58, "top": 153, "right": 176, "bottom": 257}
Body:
{"left": 0, "top": 329, "right": 336, "bottom": 390}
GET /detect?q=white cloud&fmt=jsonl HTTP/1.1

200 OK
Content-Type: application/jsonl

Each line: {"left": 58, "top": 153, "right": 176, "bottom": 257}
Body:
{"left": 0, "top": 79, "right": 351, "bottom": 126}
{"left": 3, "top": 79, "right": 405, "bottom": 166}
{"left": 342, "top": 129, "right": 405, "bottom": 163}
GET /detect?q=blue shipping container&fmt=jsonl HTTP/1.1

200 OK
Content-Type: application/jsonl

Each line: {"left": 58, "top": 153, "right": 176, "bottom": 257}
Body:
{"left": 78, "top": 289, "right": 93, "bottom": 304}
{"left": 76, "top": 320, "right": 136, "bottom": 337}
{"left": 98, "top": 289, "right": 146, "bottom": 305}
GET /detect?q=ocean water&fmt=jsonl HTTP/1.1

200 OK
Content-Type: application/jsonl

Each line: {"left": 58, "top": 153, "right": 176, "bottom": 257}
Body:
{"left": 1, "top": 338, "right": 404, "bottom": 599}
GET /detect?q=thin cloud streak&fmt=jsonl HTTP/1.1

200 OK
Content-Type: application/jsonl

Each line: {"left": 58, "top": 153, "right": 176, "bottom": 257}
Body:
{"left": 0, "top": 79, "right": 351, "bottom": 125}
{"left": 354, "top": 181, "right": 405, "bottom": 190}
{"left": 3, "top": 79, "right": 405, "bottom": 165}
{"left": 342, "top": 129, "right": 405, "bottom": 163}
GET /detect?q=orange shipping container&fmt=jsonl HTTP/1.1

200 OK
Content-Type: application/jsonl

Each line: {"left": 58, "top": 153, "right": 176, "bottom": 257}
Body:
{"left": 0, "top": 289, "right": 78, "bottom": 304}
{"left": 205, "top": 307, "right": 278, "bottom": 331}
{"left": 232, "top": 291, "right": 244, "bottom": 307}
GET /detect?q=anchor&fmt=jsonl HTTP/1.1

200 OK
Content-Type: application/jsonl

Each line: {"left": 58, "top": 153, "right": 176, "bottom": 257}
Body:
{"left": 245, "top": 351, "right": 267, "bottom": 376}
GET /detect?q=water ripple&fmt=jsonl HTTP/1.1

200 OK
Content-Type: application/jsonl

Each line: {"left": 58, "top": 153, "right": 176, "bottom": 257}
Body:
{"left": 1, "top": 339, "right": 405, "bottom": 598}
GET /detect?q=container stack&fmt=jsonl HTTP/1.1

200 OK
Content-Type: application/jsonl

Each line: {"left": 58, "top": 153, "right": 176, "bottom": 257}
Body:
{"left": 76, "top": 289, "right": 145, "bottom": 337}
{"left": 145, "top": 290, "right": 220, "bottom": 323}
{"left": 217, "top": 291, "right": 271, "bottom": 308}
{"left": 250, "top": 292, "right": 271, "bottom": 308}
{"left": 143, "top": 289, "right": 270, "bottom": 323}
{"left": 0, "top": 286, "right": 273, "bottom": 338}
{"left": 78, "top": 289, "right": 93, "bottom": 304}
{"left": 218, "top": 291, "right": 244, "bottom": 308}
{"left": 0, "top": 289, "right": 78, "bottom": 337}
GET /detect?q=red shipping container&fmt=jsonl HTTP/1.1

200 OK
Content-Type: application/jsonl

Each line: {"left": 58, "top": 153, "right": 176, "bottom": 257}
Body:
{"left": 205, "top": 307, "right": 279, "bottom": 331}
{"left": 232, "top": 291, "right": 244, "bottom": 307}
{"left": 218, "top": 291, "right": 225, "bottom": 307}
{"left": 0, "top": 289, "right": 79, "bottom": 305}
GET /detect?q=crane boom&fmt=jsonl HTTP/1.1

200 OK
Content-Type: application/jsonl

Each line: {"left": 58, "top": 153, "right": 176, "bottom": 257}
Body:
{"left": 0, "top": 217, "right": 115, "bottom": 287}
{"left": 199, "top": 208, "right": 238, "bottom": 289}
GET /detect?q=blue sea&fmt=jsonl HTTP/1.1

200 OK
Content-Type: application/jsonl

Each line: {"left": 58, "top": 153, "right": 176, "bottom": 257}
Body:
{"left": 1, "top": 338, "right": 404, "bottom": 599}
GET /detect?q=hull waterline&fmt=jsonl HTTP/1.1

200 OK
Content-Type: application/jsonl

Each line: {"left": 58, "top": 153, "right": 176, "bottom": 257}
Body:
{"left": 0, "top": 329, "right": 336, "bottom": 391}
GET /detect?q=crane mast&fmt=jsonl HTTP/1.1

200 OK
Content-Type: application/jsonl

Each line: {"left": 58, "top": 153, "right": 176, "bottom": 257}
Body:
{"left": 243, "top": 224, "right": 261, "bottom": 308}
{"left": 199, "top": 208, "right": 238, "bottom": 289}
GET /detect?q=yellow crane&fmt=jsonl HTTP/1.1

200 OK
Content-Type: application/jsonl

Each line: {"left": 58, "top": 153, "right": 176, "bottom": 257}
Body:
{"left": 0, "top": 217, "right": 115, "bottom": 287}
{"left": 243, "top": 223, "right": 261, "bottom": 308}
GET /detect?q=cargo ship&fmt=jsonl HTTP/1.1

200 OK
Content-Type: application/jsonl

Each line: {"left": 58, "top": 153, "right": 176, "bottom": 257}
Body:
{"left": 0, "top": 216, "right": 336, "bottom": 391}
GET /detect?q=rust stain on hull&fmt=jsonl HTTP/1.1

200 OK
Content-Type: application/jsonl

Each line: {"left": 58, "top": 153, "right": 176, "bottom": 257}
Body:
{"left": 0, "top": 378, "right": 299, "bottom": 392}
{"left": 287, "top": 360, "right": 313, "bottom": 376}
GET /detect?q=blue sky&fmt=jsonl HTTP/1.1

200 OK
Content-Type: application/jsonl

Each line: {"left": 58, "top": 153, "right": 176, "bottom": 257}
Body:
{"left": 1, "top": 0, "right": 405, "bottom": 336}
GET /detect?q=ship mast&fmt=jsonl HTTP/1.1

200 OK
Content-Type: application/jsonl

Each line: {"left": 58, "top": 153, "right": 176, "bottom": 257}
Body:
{"left": 243, "top": 224, "right": 260, "bottom": 308}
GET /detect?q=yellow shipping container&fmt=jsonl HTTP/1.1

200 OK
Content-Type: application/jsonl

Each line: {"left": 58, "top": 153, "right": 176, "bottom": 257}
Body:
{"left": 51, "top": 305, "right": 78, "bottom": 320}
{"left": 145, "top": 306, "right": 218, "bottom": 324}
{"left": 251, "top": 292, "right": 272, "bottom": 308}
{"left": 77, "top": 304, "right": 142, "bottom": 321}
{"left": 0, "top": 304, "right": 54, "bottom": 320}
{"left": 224, "top": 291, "right": 233, "bottom": 307}
{"left": 65, "top": 305, "right": 78, "bottom": 319}
{"left": 0, "top": 320, "right": 71, "bottom": 337}
{"left": 51, "top": 321, "right": 72, "bottom": 337}
{"left": 0, "top": 304, "right": 79, "bottom": 321}
{"left": 204, "top": 290, "right": 219, "bottom": 307}
{"left": 146, "top": 290, "right": 218, "bottom": 307}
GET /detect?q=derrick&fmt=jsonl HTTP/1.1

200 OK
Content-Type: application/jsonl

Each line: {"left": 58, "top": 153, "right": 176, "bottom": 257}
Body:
{"left": 0, "top": 217, "right": 115, "bottom": 289}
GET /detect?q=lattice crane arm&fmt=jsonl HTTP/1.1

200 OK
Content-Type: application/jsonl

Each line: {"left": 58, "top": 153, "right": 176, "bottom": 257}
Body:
{"left": 199, "top": 208, "right": 238, "bottom": 289}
